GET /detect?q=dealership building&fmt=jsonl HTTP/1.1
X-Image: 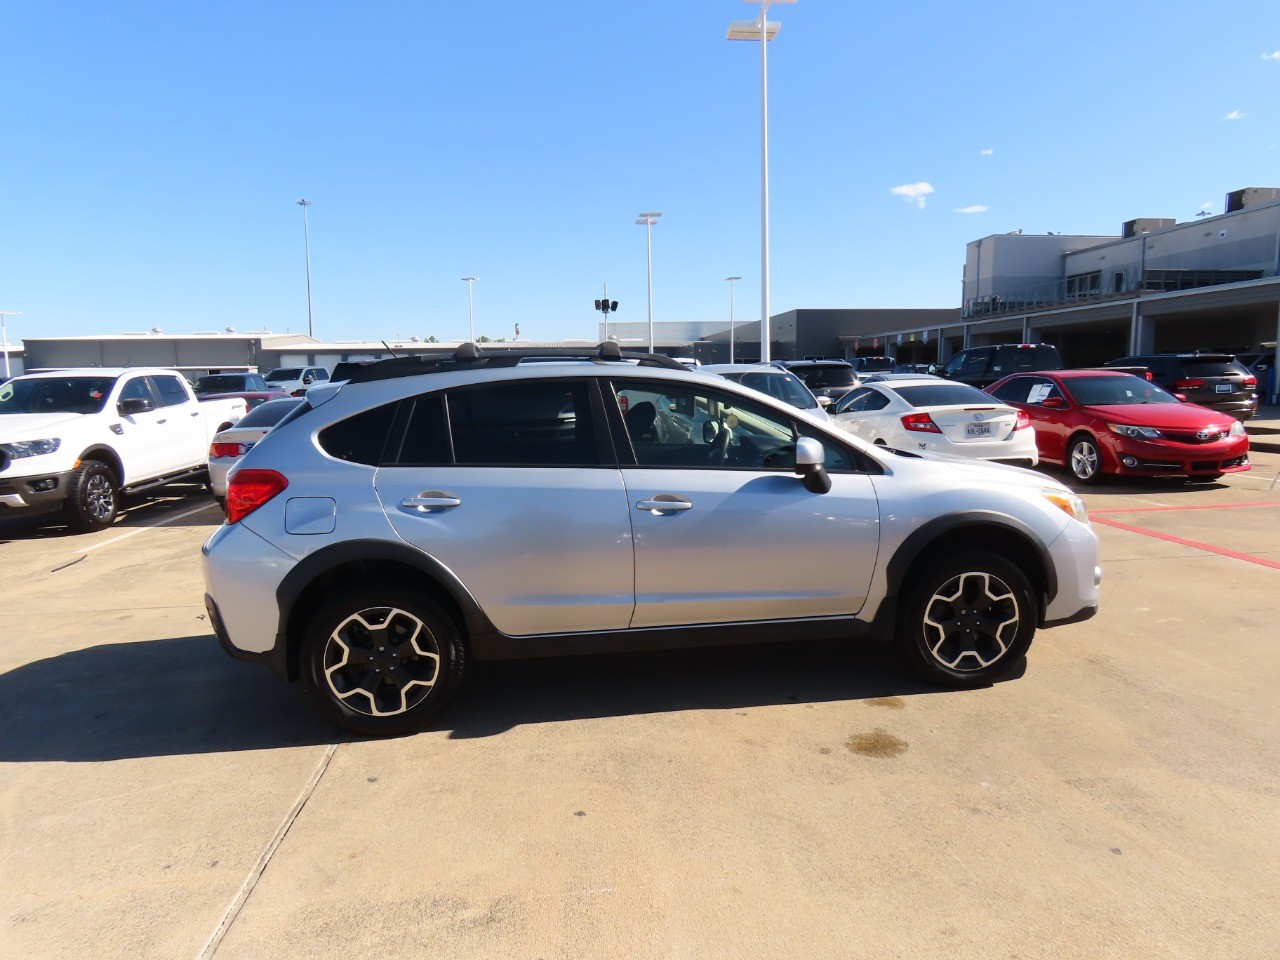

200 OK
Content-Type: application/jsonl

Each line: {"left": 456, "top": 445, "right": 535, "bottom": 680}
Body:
{"left": 17, "top": 185, "right": 1280, "bottom": 403}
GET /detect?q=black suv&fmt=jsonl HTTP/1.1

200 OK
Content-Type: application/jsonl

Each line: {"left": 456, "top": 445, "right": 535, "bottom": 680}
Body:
{"left": 1104, "top": 353, "right": 1258, "bottom": 420}
{"left": 772, "top": 359, "right": 858, "bottom": 401}
{"left": 939, "top": 344, "right": 1062, "bottom": 389}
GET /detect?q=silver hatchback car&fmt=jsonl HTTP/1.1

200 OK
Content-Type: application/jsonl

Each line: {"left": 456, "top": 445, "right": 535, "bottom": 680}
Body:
{"left": 203, "top": 343, "right": 1100, "bottom": 735}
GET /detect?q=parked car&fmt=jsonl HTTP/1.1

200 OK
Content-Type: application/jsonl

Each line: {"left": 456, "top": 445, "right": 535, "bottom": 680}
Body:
{"left": 771, "top": 359, "right": 859, "bottom": 401}
{"left": 204, "top": 343, "right": 1100, "bottom": 735}
{"left": 850, "top": 355, "right": 895, "bottom": 375}
{"left": 207, "top": 397, "right": 305, "bottom": 506}
{"left": 986, "top": 370, "right": 1250, "bottom": 484}
{"left": 701, "top": 363, "right": 831, "bottom": 421}
{"left": 199, "top": 389, "right": 288, "bottom": 410}
{"left": 192, "top": 373, "right": 271, "bottom": 396}
{"left": 263, "top": 366, "right": 330, "bottom": 396}
{"left": 1104, "top": 353, "right": 1258, "bottom": 421}
{"left": 0, "top": 368, "right": 246, "bottom": 531}
{"left": 939, "top": 343, "right": 1063, "bottom": 389}
{"left": 893, "top": 362, "right": 937, "bottom": 374}
{"left": 830, "top": 378, "right": 1037, "bottom": 466}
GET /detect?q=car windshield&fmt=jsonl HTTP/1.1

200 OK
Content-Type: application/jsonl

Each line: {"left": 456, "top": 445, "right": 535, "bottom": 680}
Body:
{"left": 0, "top": 376, "right": 118, "bottom": 415}
{"left": 890, "top": 383, "right": 995, "bottom": 407}
{"left": 792, "top": 365, "right": 854, "bottom": 388}
{"left": 194, "top": 375, "right": 248, "bottom": 394}
{"left": 1065, "top": 376, "right": 1178, "bottom": 406}
{"left": 265, "top": 368, "right": 304, "bottom": 380}
{"left": 235, "top": 397, "right": 305, "bottom": 428}
{"left": 736, "top": 372, "right": 818, "bottom": 410}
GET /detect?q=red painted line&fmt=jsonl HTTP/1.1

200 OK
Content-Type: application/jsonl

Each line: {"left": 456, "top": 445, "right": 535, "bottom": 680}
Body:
{"left": 1092, "top": 501, "right": 1280, "bottom": 515}
{"left": 1091, "top": 516, "right": 1280, "bottom": 570}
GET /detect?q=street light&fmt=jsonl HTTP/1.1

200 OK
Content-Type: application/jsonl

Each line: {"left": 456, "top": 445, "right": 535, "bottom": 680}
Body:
{"left": 461, "top": 277, "right": 478, "bottom": 342}
{"left": 723, "top": 277, "right": 742, "bottom": 364}
{"left": 296, "top": 199, "right": 315, "bottom": 339}
{"left": 0, "top": 311, "right": 22, "bottom": 379}
{"left": 727, "top": 0, "right": 796, "bottom": 364}
{"left": 635, "top": 212, "right": 662, "bottom": 352}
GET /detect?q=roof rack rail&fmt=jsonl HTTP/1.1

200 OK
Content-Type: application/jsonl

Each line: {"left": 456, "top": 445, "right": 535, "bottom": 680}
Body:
{"left": 343, "top": 341, "right": 688, "bottom": 385}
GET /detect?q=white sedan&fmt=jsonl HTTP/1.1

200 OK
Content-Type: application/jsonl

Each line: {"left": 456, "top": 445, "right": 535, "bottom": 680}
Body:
{"left": 830, "top": 378, "right": 1038, "bottom": 466}
{"left": 207, "top": 397, "right": 304, "bottom": 505}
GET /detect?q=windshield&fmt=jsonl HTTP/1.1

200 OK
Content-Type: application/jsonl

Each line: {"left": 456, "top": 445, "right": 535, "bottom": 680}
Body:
{"left": 1065, "top": 376, "right": 1178, "bottom": 406}
{"left": 891, "top": 383, "right": 996, "bottom": 407}
{"left": 265, "top": 368, "right": 304, "bottom": 380}
{"left": 736, "top": 372, "right": 818, "bottom": 410}
{"left": 194, "top": 375, "right": 249, "bottom": 394}
{"left": 792, "top": 365, "right": 854, "bottom": 388}
{"left": 234, "top": 397, "right": 305, "bottom": 428}
{"left": 0, "top": 376, "right": 118, "bottom": 415}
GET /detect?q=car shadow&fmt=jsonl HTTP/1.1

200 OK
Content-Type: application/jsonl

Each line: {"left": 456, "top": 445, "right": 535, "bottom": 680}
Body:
{"left": 0, "top": 634, "right": 997, "bottom": 757}
{"left": 0, "top": 489, "right": 221, "bottom": 541}
{"left": 1039, "top": 466, "right": 1229, "bottom": 496}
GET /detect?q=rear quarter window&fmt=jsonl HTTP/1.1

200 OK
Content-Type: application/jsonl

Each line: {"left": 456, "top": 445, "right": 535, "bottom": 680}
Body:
{"left": 318, "top": 403, "right": 398, "bottom": 465}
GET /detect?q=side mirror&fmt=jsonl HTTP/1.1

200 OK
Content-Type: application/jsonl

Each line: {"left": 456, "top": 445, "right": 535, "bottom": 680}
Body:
{"left": 118, "top": 397, "right": 155, "bottom": 415}
{"left": 1174, "top": 393, "right": 1188, "bottom": 402}
{"left": 302, "top": 375, "right": 314, "bottom": 385}
{"left": 794, "top": 437, "right": 831, "bottom": 494}
{"left": 817, "top": 396, "right": 832, "bottom": 408}
{"left": 1040, "top": 396, "right": 1066, "bottom": 409}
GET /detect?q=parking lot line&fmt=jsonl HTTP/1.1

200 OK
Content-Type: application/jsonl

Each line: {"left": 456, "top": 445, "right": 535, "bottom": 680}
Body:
{"left": 1091, "top": 514, "right": 1280, "bottom": 571}
{"left": 1092, "top": 501, "right": 1280, "bottom": 515}
{"left": 79, "top": 503, "right": 215, "bottom": 554}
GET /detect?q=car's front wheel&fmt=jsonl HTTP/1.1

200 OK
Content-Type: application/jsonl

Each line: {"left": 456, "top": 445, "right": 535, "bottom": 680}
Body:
{"left": 1068, "top": 434, "right": 1105, "bottom": 484}
{"left": 901, "top": 552, "right": 1037, "bottom": 688}
{"left": 300, "top": 588, "right": 466, "bottom": 736}
{"left": 63, "top": 460, "right": 119, "bottom": 532}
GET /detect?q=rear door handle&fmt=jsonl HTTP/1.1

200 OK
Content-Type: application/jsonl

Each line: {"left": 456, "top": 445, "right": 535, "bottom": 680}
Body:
{"left": 401, "top": 492, "right": 462, "bottom": 511}
{"left": 636, "top": 494, "right": 693, "bottom": 513}
{"left": 157, "top": 418, "right": 167, "bottom": 425}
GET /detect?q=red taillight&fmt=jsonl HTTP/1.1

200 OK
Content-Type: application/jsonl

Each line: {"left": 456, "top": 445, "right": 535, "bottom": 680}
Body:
{"left": 1174, "top": 378, "right": 1205, "bottom": 390}
{"left": 225, "top": 469, "right": 288, "bottom": 524}
{"left": 1243, "top": 376, "right": 1257, "bottom": 389}
{"left": 209, "top": 442, "right": 246, "bottom": 459}
{"left": 1144, "top": 371, "right": 1153, "bottom": 381}
{"left": 1015, "top": 410, "right": 1032, "bottom": 430}
{"left": 901, "top": 412, "right": 942, "bottom": 433}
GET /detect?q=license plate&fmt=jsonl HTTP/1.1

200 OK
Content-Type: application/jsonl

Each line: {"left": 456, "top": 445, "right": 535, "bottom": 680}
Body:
{"left": 965, "top": 424, "right": 993, "bottom": 438}
{"left": 1215, "top": 383, "right": 1232, "bottom": 394}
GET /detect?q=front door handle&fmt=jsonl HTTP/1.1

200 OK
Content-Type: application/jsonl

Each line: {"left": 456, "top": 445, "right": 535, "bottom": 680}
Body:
{"left": 401, "top": 491, "right": 462, "bottom": 512}
{"left": 636, "top": 494, "right": 693, "bottom": 513}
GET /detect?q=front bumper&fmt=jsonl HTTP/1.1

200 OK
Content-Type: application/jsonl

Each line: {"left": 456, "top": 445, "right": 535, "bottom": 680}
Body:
{"left": 0, "top": 469, "right": 75, "bottom": 512}
{"left": 1102, "top": 434, "right": 1250, "bottom": 476}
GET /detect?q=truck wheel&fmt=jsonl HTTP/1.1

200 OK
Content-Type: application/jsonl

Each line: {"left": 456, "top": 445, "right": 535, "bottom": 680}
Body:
{"left": 64, "top": 460, "right": 119, "bottom": 532}
{"left": 299, "top": 588, "right": 467, "bottom": 736}
{"left": 900, "top": 551, "right": 1037, "bottom": 689}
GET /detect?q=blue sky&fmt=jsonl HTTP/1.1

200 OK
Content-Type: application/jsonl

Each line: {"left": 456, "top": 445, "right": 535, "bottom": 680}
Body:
{"left": 2, "top": 1, "right": 1278, "bottom": 344}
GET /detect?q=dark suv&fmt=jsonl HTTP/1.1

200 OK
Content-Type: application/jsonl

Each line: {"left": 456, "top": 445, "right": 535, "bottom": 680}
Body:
{"left": 772, "top": 359, "right": 858, "bottom": 401}
{"left": 1104, "top": 353, "right": 1258, "bottom": 420}
{"left": 939, "top": 344, "right": 1062, "bottom": 389}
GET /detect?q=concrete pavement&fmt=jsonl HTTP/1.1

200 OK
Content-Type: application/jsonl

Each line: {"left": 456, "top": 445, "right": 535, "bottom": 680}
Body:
{"left": 1, "top": 468, "right": 1277, "bottom": 959}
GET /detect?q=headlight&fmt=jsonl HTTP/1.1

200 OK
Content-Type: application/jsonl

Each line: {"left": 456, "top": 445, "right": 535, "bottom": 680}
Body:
{"left": 1043, "top": 489, "right": 1089, "bottom": 524}
{"left": 1, "top": 438, "right": 62, "bottom": 459}
{"left": 1229, "top": 420, "right": 1246, "bottom": 437}
{"left": 1107, "top": 423, "right": 1161, "bottom": 439}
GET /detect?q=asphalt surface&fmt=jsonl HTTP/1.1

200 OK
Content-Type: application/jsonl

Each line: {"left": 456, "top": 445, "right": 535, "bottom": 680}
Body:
{"left": 1, "top": 464, "right": 1277, "bottom": 960}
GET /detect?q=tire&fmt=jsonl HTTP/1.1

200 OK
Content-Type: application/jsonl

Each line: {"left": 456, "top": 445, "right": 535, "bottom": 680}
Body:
{"left": 900, "top": 551, "right": 1037, "bottom": 689}
{"left": 299, "top": 588, "right": 467, "bottom": 736}
{"left": 62, "top": 460, "right": 119, "bottom": 532}
{"left": 1067, "top": 434, "right": 1105, "bottom": 485}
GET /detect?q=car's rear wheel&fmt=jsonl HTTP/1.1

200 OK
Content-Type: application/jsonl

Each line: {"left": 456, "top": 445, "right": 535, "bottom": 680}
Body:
{"left": 901, "top": 552, "right": 1037, "bottom": 688}
{"left": 63, "top": 460, "right": 119, "bottom": 532}
{"left": 1067, "top": 434, "right": 1104, "bottom": 484}
{"left": 300, "top": 588, "right": 466, "bottom": 736}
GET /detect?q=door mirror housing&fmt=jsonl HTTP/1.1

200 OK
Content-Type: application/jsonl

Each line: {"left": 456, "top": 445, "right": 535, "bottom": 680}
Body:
{"left": 1040, "top": 396, "right": 1066, "bottom": 409}
{"left": 1174, "top": 393, "right": 1188, "bottom": 402}
{"left": 817, "top": 396, "right": 833, "bottom": 408}
{"left": 118, "top": 397, "right": 155, "bottom": 415}
{"left": 793, "top": 437, "right": 832, "bottom": 494}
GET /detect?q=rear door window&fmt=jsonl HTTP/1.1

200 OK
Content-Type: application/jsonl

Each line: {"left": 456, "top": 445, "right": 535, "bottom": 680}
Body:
{"left": 152, "top": 375, "right": 191, "bottom": 407}
{"left": 447, "top": 380, "right": 601, "bottom": 466}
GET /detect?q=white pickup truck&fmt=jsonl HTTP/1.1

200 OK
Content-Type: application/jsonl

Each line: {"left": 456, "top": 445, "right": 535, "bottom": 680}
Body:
{"left": 0, "top": 368, "right": 247, "bottom": 531}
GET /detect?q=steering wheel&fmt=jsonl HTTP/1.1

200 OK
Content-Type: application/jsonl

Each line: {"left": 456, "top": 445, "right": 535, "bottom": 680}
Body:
{"left": 707, "top": 420, "right": 733, "bottom": 464}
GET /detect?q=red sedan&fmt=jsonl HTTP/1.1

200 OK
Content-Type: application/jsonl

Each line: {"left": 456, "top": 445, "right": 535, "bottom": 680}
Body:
{"left": 986, "top": 370, "right": 1250, "bottom": 484}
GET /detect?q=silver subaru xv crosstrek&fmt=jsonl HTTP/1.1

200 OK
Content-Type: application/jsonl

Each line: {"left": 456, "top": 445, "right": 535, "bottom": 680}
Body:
{"left": 203, "top": 343, "right": 1100, "bottom": 736}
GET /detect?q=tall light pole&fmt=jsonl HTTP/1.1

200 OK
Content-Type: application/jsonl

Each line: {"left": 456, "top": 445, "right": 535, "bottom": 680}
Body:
{"left": 296, "top": 199, "right": 315, "bottom": 339}
{"left": 724, "top": 277, "right": 741, "bottom": 364}
{"left": 461, "top": 277, "right": 478, "bottom": 342}
{"left": 0, "top": 311, "right": 22, "bottom": 379}
{"left": 635, "top": 212, "right": 662, "bottom": 352}
{"left": 727, "top": 0, "right": 795, "bottom": 364}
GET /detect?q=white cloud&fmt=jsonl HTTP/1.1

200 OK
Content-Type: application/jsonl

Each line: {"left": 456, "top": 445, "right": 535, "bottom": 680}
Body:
{"left": 1224, "top": 109, "right": 1246, "bottom": 120}
{"left": 890, "top": 182, "right": 934, "bottom": 209}
{"left": 1261, "top": 51, "right": 1280, "bottom": 61}
{"left": 980, "top": 148, "right": 994, "bottom": 156}
{"left": 953, "top": 205, "right": 989, "bottom": 214}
